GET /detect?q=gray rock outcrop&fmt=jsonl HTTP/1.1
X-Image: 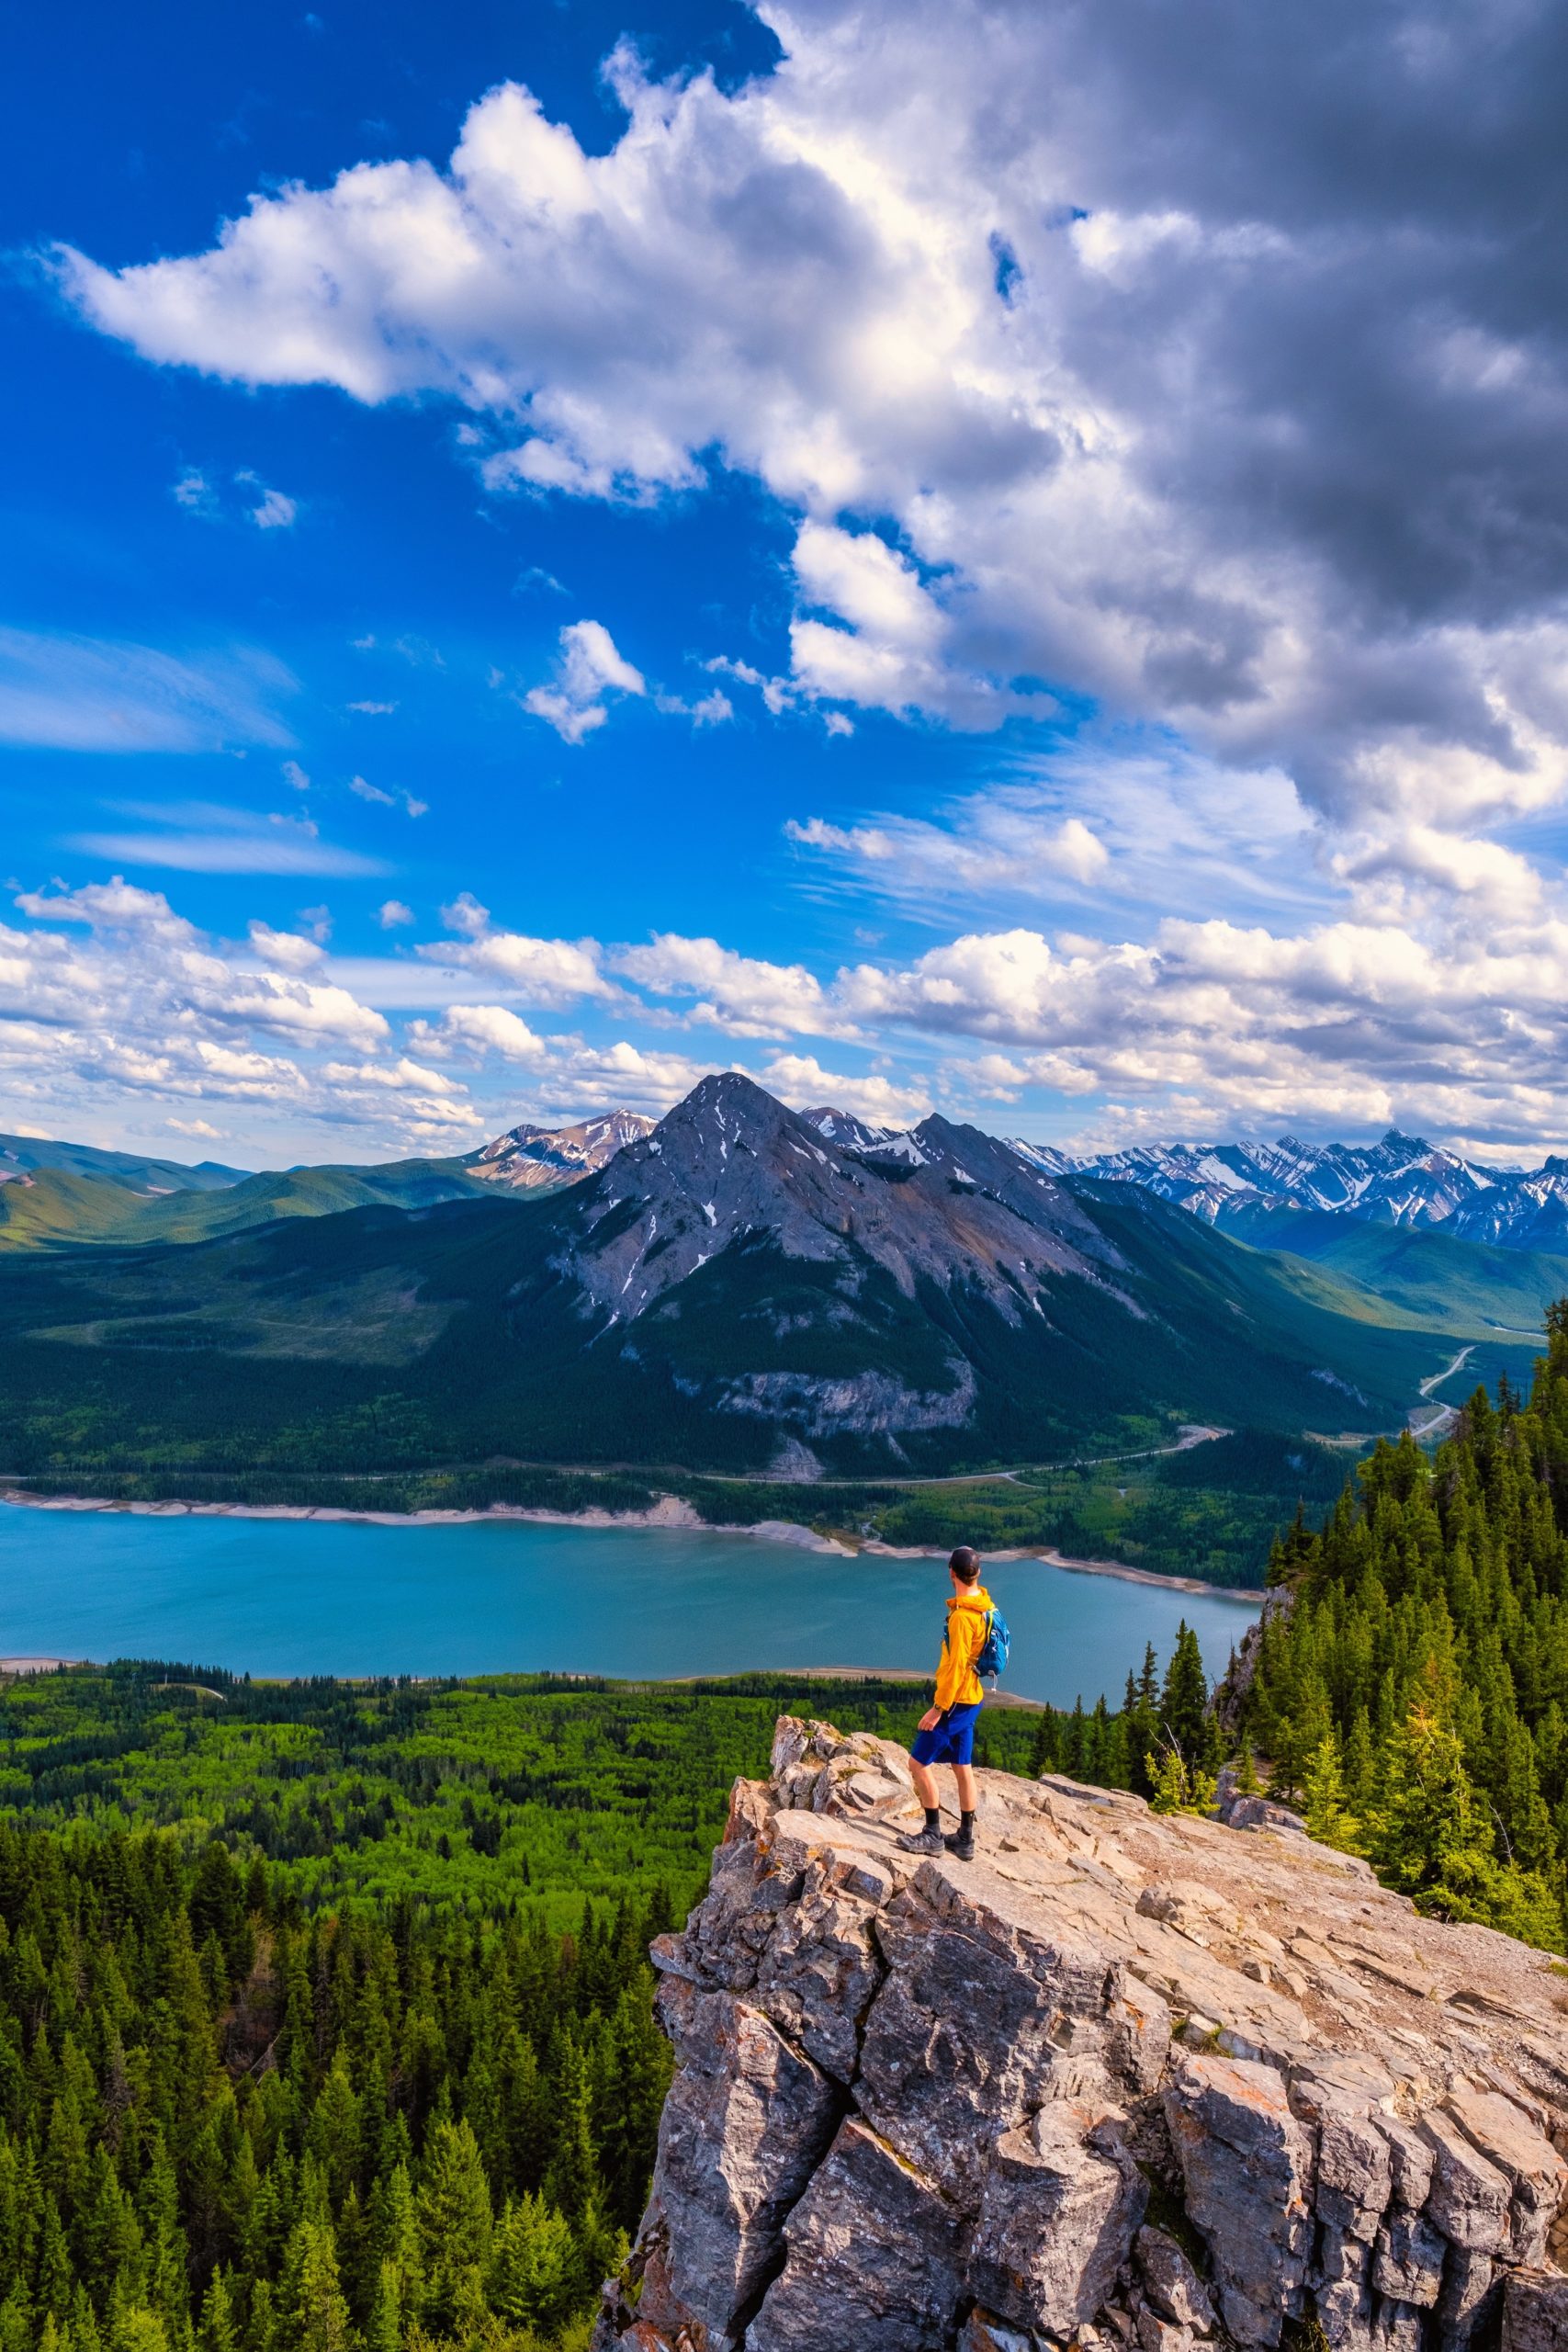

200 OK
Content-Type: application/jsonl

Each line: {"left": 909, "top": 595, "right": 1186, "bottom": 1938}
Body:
{"left": 594, "top": 1718, "right": 1568, "bottom": 2352}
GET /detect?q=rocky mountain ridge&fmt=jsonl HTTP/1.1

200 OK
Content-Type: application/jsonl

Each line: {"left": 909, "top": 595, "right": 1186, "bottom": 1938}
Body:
{"left": 468, "top": 1103, "right": 1568, "bottom": 1252}
{"left": 556, "top": 1074, "right": 1120, "bottom": 1329}
{"left": 594, "top": 1716, "right": 1568, "bottom": 2352}
{"left": 466, "top": 1107, "right": 655, "bottom": 1192}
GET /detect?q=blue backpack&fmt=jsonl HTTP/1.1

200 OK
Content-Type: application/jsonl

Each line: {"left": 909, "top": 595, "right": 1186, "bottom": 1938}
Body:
{"left": 976, "top": 1605, "right": 1010, "bottom": 1683}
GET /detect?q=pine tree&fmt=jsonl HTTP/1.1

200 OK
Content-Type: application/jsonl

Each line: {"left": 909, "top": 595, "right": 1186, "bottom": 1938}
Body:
{"left": 1370, "top": 1702, "right": 1561, "bottom": 1945}
{"left": 278, "top": 2220, "right": 353, "bottom": 2352}
{"left": 415, "top": 2120, "right": 492, "bottom": 2334}
{"left": 1303, "top": 1733, "right": 1361, "bottom": 1853}
{"left": 1160, "top": 1624, "right": 1211, "bottom": 1765}
{"left": 1148, "top": 1745, "right": 1216, "bottom": 1817}
{"left": 486, "top": 2194, "right": 579, "bottom": 2336}
{"left": 196, "top": 2270, "right": 239, "bottom": 2352}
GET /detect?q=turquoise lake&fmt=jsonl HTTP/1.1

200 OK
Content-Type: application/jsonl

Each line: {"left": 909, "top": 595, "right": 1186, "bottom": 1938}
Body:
{"left": 0, "top": 1507, "right": 1259, "bottom": 1704}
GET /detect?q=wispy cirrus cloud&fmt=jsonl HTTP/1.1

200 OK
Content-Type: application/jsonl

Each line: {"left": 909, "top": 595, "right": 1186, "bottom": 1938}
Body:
{"left": 68, "top": 801, "right": 388, "bottom": 876}
{"left": 0, "top": 628, "right": 298, "bottom": 752}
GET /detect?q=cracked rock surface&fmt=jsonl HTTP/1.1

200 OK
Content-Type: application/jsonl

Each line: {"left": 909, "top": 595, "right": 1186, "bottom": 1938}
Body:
{"left": 592, "top": 1719, "right": 1568, "bottom": 2352}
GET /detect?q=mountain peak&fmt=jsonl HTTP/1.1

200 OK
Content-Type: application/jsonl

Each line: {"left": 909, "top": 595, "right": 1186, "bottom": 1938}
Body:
{"left": 468, "top": 1106, "right": 653, "bottom": 1193}
{"left": 661, "top": 1069, "right": 785, "bottom": 1125}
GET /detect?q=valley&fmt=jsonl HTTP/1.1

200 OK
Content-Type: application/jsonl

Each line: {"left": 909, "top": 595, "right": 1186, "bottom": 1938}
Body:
{"left": 0, "top": 1078, "right": 1556, "bottom": 1583}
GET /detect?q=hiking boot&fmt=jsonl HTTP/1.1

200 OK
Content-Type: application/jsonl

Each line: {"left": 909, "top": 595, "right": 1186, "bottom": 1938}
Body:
{"left": 943, "top": 1825, "right": 976, "bottom": 1861}
{"left": 898, "top": 1825, "right": 946, "bottom": 1855}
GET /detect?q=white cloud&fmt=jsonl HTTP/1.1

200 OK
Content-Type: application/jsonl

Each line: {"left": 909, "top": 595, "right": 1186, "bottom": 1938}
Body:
{"left": 349, "top": 699, "right": 397, "bottom": 714}
{"left": 247, "top": 920, "right": 326, "bottom": 972}
{"left": 245, "top": 482, "right": 298, "bottom": 530}
{"left": 69, "top": 802, "right": 386, "bottom": 876}
{"left": 441, "top": 891, "right": 490, "bottom": 936}
{"left": 0, "top": 880, "right": 468, "bottom": 1155}
{"left": 412, "top": 1003, "right": 551, "bottom": 1064}
{"left": 377, "top": 899, "right": 415, "bottom": 928}
{"left": 615, "top": 933, "right": 848, "bottom": 1040}
{"left": 0, "top": 628, "right": 297, "bottom": 753}
{"left": 346, "top": 774, "right": 423, "bottom": 814}
{"left": 786, "top": 805, "right": 1108, "bottom": 899}
{"left": 522, "top": 618, "right": 646, "bottom": 743}
{"left": 173, "top": 468, "right": 215, "bottom": 514}
{"left": 55, "top": 8, "right": 1568, "bottom": 850}
{"left": 280, "top": 758, "right": 310, "bottom": 791}
{"left": 548, "top": 1039, "right": 724, "bottom": 1106}
{"left": 426, "top": 921, "right": 616, "bottom": 1008}
{"left": 654, "top": 686, "right": 736, "bottom": 727}
{"left": 756, "top": 1052, "right": 931, "bottom": 1126}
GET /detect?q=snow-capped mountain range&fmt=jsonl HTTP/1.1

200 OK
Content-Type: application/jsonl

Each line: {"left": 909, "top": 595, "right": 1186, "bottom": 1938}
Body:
{"left": 1050, "top": 1129, "right": 1568, "bottom": 1250}
{"left": 473, "top": 1103, "right": 1568, "bottom": 1251}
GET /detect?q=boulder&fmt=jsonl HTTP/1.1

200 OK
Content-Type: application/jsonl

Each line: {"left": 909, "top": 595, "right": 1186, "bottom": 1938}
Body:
{"left": 594, "top": 1719, "right": 1568, "bottom": 2352}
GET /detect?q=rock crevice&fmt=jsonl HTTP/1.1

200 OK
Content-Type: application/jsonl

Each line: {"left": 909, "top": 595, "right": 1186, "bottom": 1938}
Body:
{"left": 594, "top": 1719, "right": 1568, "bottom": 2352}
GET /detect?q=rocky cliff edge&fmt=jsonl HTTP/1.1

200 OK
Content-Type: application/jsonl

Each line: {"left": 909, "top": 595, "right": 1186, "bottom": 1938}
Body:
{"left": 593, "top": 1718, "right": 1568, "bottom": 2352}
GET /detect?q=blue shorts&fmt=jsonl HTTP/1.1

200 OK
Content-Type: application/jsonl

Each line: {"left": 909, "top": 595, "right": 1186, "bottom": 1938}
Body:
{"left": 911, "top": 1702, "right": 983, "bottom": 1767}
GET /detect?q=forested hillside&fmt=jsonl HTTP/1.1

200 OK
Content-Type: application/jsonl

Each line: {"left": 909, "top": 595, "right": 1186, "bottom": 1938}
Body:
{"left": 1235, "top": 1301, "right": 1568, "bottom": 1945}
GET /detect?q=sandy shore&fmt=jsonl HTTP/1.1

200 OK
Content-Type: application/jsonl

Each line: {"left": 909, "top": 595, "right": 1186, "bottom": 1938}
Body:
{"left": 0, "top": 1486, "right": 1263, "bottom": 1598}
{"left": 0, "top": 1487, "right": 854, "bottom": 1555}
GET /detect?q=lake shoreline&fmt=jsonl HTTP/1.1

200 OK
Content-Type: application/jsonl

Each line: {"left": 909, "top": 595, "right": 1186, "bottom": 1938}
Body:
{"left": 0, "top": 1487, "right": 1264, "bottom": 1602}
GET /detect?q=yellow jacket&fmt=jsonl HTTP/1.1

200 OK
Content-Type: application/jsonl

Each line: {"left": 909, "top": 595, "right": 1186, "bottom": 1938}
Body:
{"left": 934, "top": 1584, "right": 995, "bottom": 1711}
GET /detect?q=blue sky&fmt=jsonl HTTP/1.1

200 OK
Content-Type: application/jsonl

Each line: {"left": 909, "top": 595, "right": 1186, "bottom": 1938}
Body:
{"left": 4, "top": 0, "right": 1567, "bottom": 1167}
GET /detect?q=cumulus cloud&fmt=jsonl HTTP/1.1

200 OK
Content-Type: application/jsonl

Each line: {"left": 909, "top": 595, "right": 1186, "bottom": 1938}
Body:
{"left": 0, "top": 880, "right": 467, "bottom": 1150}
{"left": 615, "top": 933, "right": 848, "bottom": 1040}
{"left": 522, "top": 618, "right": 645, "bottom": 742}
{"left": 412, "top": 1003, "right": 552, "bottom": 1063}
{"left": 247, "top": 920, "right": 326, "bottom": 971}
{"left": 377, "top": 899, "right": 415, "bottom": 929}
{"left": 423, "top": 917, "right": 617, "bottom": 1009}
{"left": 51, "top": 2, "right": 1568, "bottom": 835}
{"left": 756, "top": 1052, "right": 931, "bottom": 1126}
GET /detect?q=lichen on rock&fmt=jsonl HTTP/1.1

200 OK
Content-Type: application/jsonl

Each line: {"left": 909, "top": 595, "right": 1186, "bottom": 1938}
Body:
{"left": 593, "top": 1716, "right": 1568, "bottom": 2352}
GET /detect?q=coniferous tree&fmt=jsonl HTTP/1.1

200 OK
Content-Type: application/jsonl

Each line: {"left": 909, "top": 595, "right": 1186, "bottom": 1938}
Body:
{"left": 1303, "top": 1734, "right": 1360, "bottom": 1853}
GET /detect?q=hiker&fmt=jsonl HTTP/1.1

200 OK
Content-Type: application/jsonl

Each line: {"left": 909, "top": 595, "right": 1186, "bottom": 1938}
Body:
{"left": 900, "top": 1544, "right": 999, "bottom": 1862}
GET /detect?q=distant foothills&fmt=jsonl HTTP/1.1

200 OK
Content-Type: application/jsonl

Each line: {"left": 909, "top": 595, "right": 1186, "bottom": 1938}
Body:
{"left": 0, "top": 1074, "right": 1564, "bottom": 1498}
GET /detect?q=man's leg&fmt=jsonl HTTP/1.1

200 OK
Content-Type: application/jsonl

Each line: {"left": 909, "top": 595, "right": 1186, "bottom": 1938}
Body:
{"left": 944, "top": 1757, "right": 979, "bottom": 1860}
{"left": 900, "top": 1746, "right": 948, "bottom": 1852}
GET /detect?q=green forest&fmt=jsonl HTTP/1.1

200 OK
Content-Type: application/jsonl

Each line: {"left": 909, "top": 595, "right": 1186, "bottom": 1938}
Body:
{"left": 1232, "top": 1301, "right": 1568, "bottom": 1947}
{"left": 0, "top": 1672, "right": 1046, "bottom": 2352}
{"left": 1, "top": 1303, "right": 1567, "bottom": 2348}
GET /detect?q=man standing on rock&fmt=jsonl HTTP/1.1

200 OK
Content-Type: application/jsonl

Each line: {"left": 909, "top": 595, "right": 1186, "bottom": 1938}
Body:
{"left": 901, "top": 1545, "right": 994, "bottom": 1861}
